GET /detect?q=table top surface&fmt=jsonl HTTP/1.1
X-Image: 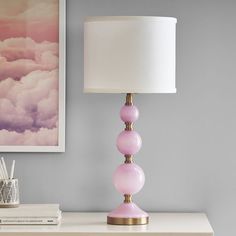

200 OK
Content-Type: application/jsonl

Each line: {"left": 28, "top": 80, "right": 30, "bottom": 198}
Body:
{"left": 0, "top": 212, "right": 214, "bottom": 234}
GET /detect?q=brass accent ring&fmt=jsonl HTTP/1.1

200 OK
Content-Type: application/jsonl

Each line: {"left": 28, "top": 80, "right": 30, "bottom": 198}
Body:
{"left": 125, "top": 122, "right": 133, "bottom": 131}
{"left": 124, "top": 155, "right": 133, "bottom": 163}
{"left": 107, "top": 216, "right": 149, "bottom": 225}
{"left": 124, "top": 194, "right": 132, "bottom": 203}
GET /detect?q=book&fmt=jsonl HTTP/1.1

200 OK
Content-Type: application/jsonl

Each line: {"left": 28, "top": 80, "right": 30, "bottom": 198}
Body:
{"left": 0, "top": 216, "right": 61, "bottom": 225}
{"left": 0, "top": 204, "right": 61, "bottom": 225}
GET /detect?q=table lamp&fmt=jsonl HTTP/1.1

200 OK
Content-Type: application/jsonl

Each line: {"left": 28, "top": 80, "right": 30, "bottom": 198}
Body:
{"left": 84, "top": 16, "right": 177, "bottom": 225}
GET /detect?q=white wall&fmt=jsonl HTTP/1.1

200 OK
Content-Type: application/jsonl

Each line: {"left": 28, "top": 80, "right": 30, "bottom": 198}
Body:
{"left": 5, "top": 1, "right": 236, "bottom": 235}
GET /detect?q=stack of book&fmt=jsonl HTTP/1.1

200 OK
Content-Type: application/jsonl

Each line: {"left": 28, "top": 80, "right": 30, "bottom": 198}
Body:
{"left": 0, "top": 204, "right": 61, "bottom": 225}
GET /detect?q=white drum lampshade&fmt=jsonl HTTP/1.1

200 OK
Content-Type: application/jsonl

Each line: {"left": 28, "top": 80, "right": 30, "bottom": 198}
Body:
{"left": 84, "top": 16, "right": 177, "bottom": 93}
{"left": 84, "top": 16, "right": 177, "bottom": 225}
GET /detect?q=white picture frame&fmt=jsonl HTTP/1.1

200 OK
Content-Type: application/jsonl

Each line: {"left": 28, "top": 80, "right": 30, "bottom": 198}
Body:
{"left": 0, "top": 0, "right": 66, "bottom": 152}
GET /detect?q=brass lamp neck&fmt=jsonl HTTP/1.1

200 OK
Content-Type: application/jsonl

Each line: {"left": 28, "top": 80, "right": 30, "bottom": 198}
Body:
{"left": 125, "top": 93, "right": 133, "bottom": 106}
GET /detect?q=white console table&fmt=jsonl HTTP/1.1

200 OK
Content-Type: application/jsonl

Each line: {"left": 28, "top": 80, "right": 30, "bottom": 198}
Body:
{"left": 0, "top": 212, "right": 214, "bottom": 236}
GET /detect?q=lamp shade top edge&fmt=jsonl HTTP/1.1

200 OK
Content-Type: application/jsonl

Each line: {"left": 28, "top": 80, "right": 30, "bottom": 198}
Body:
{"left": 85, "top": 16, "right": 177, "bottom": 23}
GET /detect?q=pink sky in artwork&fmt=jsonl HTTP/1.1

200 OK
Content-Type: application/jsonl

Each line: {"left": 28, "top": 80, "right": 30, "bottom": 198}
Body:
{"left": 0, "top": 0, "right": 59, "bottom": 146}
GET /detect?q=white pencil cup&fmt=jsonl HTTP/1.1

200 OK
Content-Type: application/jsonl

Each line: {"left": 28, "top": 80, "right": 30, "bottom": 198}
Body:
{"left": 0, "top": 179, "right": 19, "bottom": 208}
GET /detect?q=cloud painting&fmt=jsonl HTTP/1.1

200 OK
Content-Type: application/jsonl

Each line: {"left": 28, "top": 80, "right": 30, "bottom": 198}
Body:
{"left": 0, "top": 0, "right": 61, "bottom": 146}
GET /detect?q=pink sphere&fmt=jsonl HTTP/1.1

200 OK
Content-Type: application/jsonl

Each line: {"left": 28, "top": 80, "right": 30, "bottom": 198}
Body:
{"left": 120, "top": 105, "right": 139, "bottom": 122}
{"left": 113, "top": 163, "right": 145, "bottom": 195}
{"left": 116, "top": 130, "right": 142, "bottom": 155}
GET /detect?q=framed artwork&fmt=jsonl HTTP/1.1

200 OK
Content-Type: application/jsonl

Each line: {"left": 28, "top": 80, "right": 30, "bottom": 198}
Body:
{"left": 0, "top": 0, "right": 66, "bottom": 152}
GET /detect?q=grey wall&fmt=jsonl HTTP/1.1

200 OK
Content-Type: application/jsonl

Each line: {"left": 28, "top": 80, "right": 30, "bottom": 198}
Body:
{"left": 4, "top": 0, "right": 236, "bottom": 235}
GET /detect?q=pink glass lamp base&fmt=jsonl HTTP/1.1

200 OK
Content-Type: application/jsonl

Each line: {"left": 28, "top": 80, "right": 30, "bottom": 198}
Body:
{"left": 107, "top": 94, "right": 149, "bottom": 225}
{"left": 107, "top": 203, "right": 149, "bottom": 225}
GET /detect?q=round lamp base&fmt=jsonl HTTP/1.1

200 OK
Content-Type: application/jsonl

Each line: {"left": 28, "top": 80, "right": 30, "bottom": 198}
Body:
{"left": 107, "top": 202, "right": 149, "bottom": 225}
{"left": 107, "top": 216, "right": 149, "bottom": 225}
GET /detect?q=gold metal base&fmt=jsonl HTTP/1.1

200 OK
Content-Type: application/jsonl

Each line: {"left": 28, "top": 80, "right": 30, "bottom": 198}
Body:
{"left": 107, "top": 216, "right": 149, "bottom": 225}
{"left": 0, "top": 204, "right": 19, "bottom": 208}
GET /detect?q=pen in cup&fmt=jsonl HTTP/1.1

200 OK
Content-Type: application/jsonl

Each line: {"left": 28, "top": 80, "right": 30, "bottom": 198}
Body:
{"left": 10, "top": 160, "right": 15, "bottom": 180}
{"left": 1, "top": 157, "right": 8, "bottom": 179}
{"left": 0, "top": 157, "right": 15, "bottom": 179}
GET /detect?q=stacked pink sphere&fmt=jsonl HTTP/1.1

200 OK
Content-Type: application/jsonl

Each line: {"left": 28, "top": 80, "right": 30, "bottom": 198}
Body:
{"left": 114, "top": 105, "right": 145, "bottom": 197}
